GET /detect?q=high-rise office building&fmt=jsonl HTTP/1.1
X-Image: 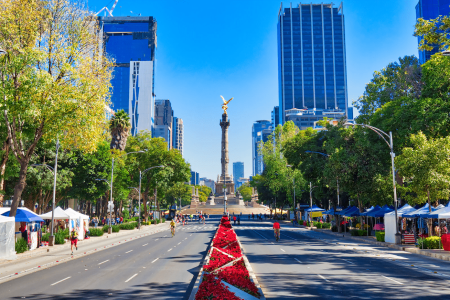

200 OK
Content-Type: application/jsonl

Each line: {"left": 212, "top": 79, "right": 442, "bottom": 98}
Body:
{"left": 252, "top": 120, "right": 271, "bottom": 176}
{"left": 99, "top": 17, "right": 157, "bottom": 135}
{"left": 190, "top": 171, "right": 199, "bottom": 186}
{"left": 277, "top": 3, "right": 351, "bottom": 129}
{"left": 233, "top": 162, "right": 244, "bottom": 188}
{"left": 416, "top": 0, "right": 450, "bottom": 64}
{"left": 173, "top": 117, "right": 184, "bottom": 156}
{"left": 200, "top": 177, "right": 215, "bottom": 193}
{"left": 271, "top": 106, "right": 280, "bottom": 130}
{"left": 154, "top": 100, "right": 173, "bottom": 149}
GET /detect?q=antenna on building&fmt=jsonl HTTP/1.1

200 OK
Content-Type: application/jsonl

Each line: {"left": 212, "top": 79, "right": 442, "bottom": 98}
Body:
{"left": 95, "top": 0, "right": 119, "bottom": 17}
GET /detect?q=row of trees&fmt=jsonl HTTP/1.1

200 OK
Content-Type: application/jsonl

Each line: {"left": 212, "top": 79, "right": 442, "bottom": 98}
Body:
{"left": 251, "top": 15, "right": 450, "bottom": 213}
{"left": 0, "top": 0, "right": 191, "bottom": 218}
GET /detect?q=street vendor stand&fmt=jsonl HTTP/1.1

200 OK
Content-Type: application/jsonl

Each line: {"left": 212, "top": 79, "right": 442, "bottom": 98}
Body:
{"left": 0, "top": 215, "right": 16, "bottom": 260}
{"left": 1, "top": 208, "right": 44, "bottom": 251}
{"left": 384, "top": 204, "right": 415, "bottom": 244}
{"left": 424, "top": 203, "right": 450, "bottom": 251}
{"left": 65, "top": 208, "right": 89, "bottom": 240}
{"left": 39, "top": 207, "right": 71, "bottom": 236}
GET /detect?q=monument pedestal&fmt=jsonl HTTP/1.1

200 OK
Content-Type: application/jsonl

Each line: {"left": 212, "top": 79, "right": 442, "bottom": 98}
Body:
{"left": 207, "top": 194, "right": 216, "bottom": 205}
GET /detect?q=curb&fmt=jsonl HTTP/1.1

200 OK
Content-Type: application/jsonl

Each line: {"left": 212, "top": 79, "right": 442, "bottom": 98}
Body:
{"left": 310, "top": 228, "right": 450, "bottom": 262}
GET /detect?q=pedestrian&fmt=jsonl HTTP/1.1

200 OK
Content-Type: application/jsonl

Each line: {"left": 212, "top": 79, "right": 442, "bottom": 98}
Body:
{"left": 252, "top": 213, "right": 254, "bottom": 220}
{"left": 116, "top": 216, "right": 120, "bottom": 225}
{"left": 70, "top": 228, "right": 78, "bottom": 255}
{"left": 248, "top": 214, "right": 250, "bottom": 220}
{"left": 233, "top": 215, "right": 236, "bottom": 225}
{"left": 120, "top": 216, "right": 123, "bottom": 224}
{"left": 237, "top": 215, "right": 240, "bottom": 225}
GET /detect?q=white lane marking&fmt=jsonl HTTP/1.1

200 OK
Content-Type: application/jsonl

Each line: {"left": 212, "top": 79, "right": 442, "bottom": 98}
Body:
{"left": 280, "top": 248, "right": 286, "bottom": 252}
{"left": 125, "top": 250, "right": 133, "bottom": 254}
{"left": 178, "top": 242, "right": 181, "bottom": 245}
{"left": 252, "top": 230, "right": 268, "bottom": 240}
{"left": 318, "top": 275, "right": 330, "bottom": 282}
{"left": 382, "top": 276, "right": 403, "bottom": 285}
{"left": 342, "top": 259, "right": 354, "bottom": 264}
{"left": 125, "top": 273, "right": 138, "bottom": 283}
{"left": 155, "top": 239, "right": 159, "bottom": 241}
{"left": 98, "top": 260, "right": 109, "bottom": 265}
{"left": 151, "top": 258, "right": 159, "bottom": 263}
{"left": 295, "top": 258, "right": 302, "bottom": 263}
{"left": 168, "top": 248, "right": 172, "bottom": 252}
{"left": 190, "top": 234, "right": 192, "bottom": 236}
{"left": 142, "top": 243, "right": 148, "bottom": 246}
{"left": 51, "top": 277, "right": 71, "bottom": 286}
{"left": 164, "top": 235, "right": 167, "bottom": 237}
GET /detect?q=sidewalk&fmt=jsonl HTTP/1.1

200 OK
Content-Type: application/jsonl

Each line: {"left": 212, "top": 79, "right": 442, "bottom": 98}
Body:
{"left": 0, "top": 222, "right": 169, "bottom": 283}
{"left": 305, "top": 226, "right": 450, "bottom": 262}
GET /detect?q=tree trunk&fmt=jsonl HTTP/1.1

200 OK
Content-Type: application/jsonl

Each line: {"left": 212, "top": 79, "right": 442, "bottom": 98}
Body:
{"left": 427, "top": 188, "right": 432, "bottom": 235}
{"left": 10, "top": 159, "right": 31, "bottom": 217}
{"left": 0, "top": 137, "right": 10, "bottom": 207}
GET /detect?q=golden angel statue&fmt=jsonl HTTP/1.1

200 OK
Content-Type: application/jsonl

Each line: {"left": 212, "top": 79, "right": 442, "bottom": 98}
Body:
{"left": 221, "top": 95, "right": 233, "bottom": 114}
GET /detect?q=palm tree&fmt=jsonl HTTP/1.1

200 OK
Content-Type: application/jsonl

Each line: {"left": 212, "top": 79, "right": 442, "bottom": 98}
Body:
{"left": 110, "top": 109, "right": 131, "bottom": 151}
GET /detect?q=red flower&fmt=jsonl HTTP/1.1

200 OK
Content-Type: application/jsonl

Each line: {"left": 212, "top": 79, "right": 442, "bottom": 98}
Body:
{"left": 196, "top": 274, "right": 243, "bottom": 300}
{"left": 204, "top": 249, "right": 235, "bottom": 272}
{"left": 215, "top": 259, "right": 260, "bottom": 298}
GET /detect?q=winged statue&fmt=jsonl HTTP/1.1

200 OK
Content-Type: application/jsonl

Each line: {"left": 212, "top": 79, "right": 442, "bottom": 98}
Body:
{"left": 220, "top": 95, "right": 233, "bottom": 115}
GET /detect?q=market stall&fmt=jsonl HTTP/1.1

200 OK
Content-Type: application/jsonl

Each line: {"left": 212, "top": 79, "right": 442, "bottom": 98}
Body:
{"left": 64, "top": 208, "right": 89, "bottom": 240}
{"left": 0, "top": 215, "right": 16, "bottom": 260}
{"left": 384, "top": 204, "right": 416, "bottom": 244}
{"left": 1, "top": 208, "right": 44, "bottom": 251}
{"left": 39, "top": 207, "right": 72, "bottom": 235}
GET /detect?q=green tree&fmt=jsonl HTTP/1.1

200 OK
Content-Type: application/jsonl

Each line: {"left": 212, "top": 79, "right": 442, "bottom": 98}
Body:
{"left": 237, "top": 183, "right": 252, "bottom": 202}
{"left": 396, "top": 132, "right": 450, "bottom": 208}
{"left": 0, "top": 0, "right": 113, "bottom": 216}
{"left": 165, "top": 182, "right": 191, "bottom": 208}
{"left": 110, "top": 110, "right": 131, "bottom": 151}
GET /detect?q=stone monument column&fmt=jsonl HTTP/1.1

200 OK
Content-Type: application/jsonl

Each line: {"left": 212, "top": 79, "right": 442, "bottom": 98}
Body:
{"left": 220, "top": 113, "right": 230, "bottom": 179}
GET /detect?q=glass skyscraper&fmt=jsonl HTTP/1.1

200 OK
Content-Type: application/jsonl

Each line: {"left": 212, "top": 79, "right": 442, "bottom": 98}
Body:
{"left": 277, "top": 3, "right": 351, "bottom": 129}
{"left": 416, "top": 0, "right": 450, "bottom": 64}
{"left": 233, "top": 162, "right": 244, "bottom": 188}
{"left": 99, "top": 16, "right": 157, "bottom": 135}
{"left": 252, "top": 120, "right": 271, "bottom": 176}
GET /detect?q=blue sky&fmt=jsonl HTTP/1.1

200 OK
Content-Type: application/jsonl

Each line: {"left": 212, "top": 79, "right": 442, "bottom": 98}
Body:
{"left": 88, "top": 0, "right": 418, "bottom": 180}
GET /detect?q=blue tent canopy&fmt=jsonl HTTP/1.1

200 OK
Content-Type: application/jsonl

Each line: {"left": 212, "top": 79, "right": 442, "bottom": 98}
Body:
{"left": 323, "top": 207, "right": 343, "bottom": 214}
{"left": 2, "top": 208, "right": 44, "bottom": 223}
{"left": 343, "top": 206, "right": 361, "bottom": 217}
{"left": 403, "top": 203, "right": 440, "bottom": 218}
{"left": 304, "top": 205, "right": 325, "bottom": 212}
{"left": 366, "top": 205, "right": 390, "bottom": 217}
{"left": 371, "top": 205, "right": 394, "bottom": 218}
{"left": 361, "top": 205, "right": 381, "bottom": 216}
{"left": 336, "top": 206, "right": 356, "bottom": 216}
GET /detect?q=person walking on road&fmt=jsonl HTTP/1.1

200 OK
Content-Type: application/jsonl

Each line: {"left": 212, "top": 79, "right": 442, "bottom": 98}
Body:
{"left": 233, "top": 215, "right": 236, "bottom": 225}
{"left": 237, "top": 215, "right": 240, "bottom": 225}
{"left": 70, "top": 228, "right": 78, "bottom": 255}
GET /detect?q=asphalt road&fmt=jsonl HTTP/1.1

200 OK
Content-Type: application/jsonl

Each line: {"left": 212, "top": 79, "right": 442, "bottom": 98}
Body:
{"left": 0, "top": 217, "right": 220, "bottom": 300}
{"left": 234, "top": 217, "right": 450, "bottom": 300}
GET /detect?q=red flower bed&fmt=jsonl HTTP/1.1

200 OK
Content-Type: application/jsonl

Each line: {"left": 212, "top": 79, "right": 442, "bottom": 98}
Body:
{"left": 221, "top": 241, "right": 242, "bottom": 258}
{"left": 216, "top": 259, "right": 260, "bottom": 298}
{"left": 196, "top": 216, "right": 260, "bottom": 299}
{"left": 196, "top": 273, "right": 242, "bottom": 300}
{"left": 204, "top": 249, "right": 235, "bottom": 272}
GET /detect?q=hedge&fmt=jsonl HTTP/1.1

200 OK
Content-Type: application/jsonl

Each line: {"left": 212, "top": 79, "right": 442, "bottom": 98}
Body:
{"left": 41, "top": 233, "right": 50, "bottom": 242}
{"left": 89, "top": 228, "right": 104, "bottom": 236}
{"left": 417, "top": 236, "right": 443, "bottom": 249}
{"left": 15, "top": 238, "right": 28, "bottom": 254}
{"left": 351, "top": 229, "right": 368, "bottom": 236}
{"left": 119, "top": 222, "right": 138, "bottom": 230}
{"left": 55, "top": 232, "right": 66, "bottom": 244}
{"left": 322, "top": 222, "right": 331, "bottom": 229}
{"left": 376, "top": 231, "right": 385, "bottom": 242}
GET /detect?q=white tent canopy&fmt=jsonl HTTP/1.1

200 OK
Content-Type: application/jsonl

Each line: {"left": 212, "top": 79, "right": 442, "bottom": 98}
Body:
{"left": 65, "top": 208, "right": 89, "bottom": 220}
{"left": 384, "top": 204, "right": 416, "bottom": 244}
{"left": 0, "top": 215, "right": 16, "bottom": 260}
{"left": 39, "top": 207, "right": 71, "bottom": 220}
{"left": 64, "top": 208, "right": 89, "bottom": 240}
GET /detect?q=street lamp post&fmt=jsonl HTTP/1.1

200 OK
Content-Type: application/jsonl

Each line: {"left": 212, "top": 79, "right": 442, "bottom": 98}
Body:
{"left": 99, "top": 151, "right": 145, "bottom": 234}
{"left": 344, "top": 123, "right": 401, "bottom": 244}
{"left": 138, "top": 165, "right": 164, "bottom": 228}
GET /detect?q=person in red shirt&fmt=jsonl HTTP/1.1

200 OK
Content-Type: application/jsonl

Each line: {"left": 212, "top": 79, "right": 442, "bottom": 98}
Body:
{"left": 273, "top": 221, "right": 280, "bottom": 241}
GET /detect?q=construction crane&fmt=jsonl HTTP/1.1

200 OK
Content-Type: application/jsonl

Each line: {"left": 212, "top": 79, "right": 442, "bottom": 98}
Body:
{"left": 95, "top": 0, "right": 119, "bottom": 17}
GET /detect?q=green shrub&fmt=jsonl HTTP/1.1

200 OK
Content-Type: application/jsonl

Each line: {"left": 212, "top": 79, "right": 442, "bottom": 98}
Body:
{"left": 102, "top": 225, "right": 109, "bottom": 232}
{"left": 350, "top": 230, "right": 359, "bottom": 236}
{"left": 119, "top": 222, "right": 137, "bottom": 230}
{"left": 416, "top": 236, "right": 443, "bottom": 249}
{"left": 376, "top": 231, "right": 385, "bottom": 242}
{"left": 55, "top": 232, "right": 66, "bottom": 244}
{"left": 331, "top": 225, "right": 338, "bottom": 232}
{"left": 89, "top": 228, "right": 104, "bottom": 236}
{"left": 41, "top": 233, "right": 50, "bottom": 242}
{"left": 306, "top": 221, "right": 310, "bottom": 227}
{"left": 112, "top": 225, "right": 120, "bottom": 232}
{"left": 131, "top": 216, "right": 139, "bottom": 222}
{"left": 358, "top": 230, "right": 368, "bottom": 236}
{"left": 162, "top": 219, "right": 166, "bottom": 223}
{"left": 15, "top": 238, "right": 28, "bottom": 254}
{"left": 122, "top": 209, "right": 130, "bottom": 219}
{"left": 322, "top": 222, "right": 331, "bottom": 229}
{"left": 315, "top": 222, "right": 323, "bottom": 229}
